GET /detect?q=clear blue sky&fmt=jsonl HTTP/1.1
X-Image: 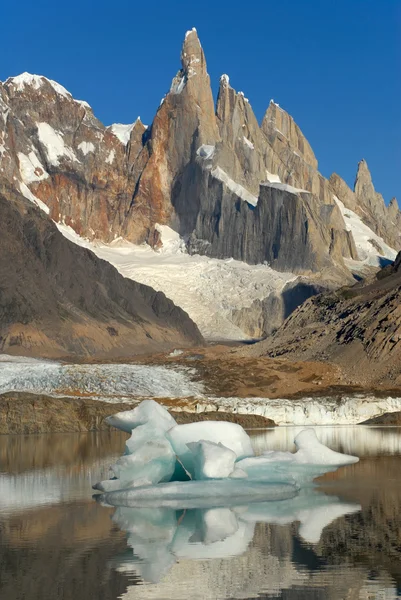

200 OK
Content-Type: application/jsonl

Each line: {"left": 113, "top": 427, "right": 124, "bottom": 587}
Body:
{"left": 2, "top": 0, "right": 400, "bottom": 202}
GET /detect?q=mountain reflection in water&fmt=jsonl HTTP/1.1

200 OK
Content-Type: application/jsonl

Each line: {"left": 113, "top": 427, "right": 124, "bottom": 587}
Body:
{"left": 1, "top": 426, "right": 401, "bottom": 599}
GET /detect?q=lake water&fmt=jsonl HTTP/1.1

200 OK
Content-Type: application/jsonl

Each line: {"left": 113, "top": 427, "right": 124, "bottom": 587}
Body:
{"left": 1, "top": 426, "right": 401, "bottom": 599}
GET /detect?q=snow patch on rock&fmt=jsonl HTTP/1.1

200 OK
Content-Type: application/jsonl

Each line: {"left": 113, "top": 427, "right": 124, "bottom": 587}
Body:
{"left": 109, "top": 123, "right": 135, "bottom": 145}
{"left": 19, "top": 182, "right": 50, "bottom": 214}
{"left": 36, "top": 122, "right": 79, "bottom": 166}
{"left": 262, "top": 181, "right": 309, "bottom": 195}
{"left": 77, "top": 141, "right": 95, "bottom": 155}
{"left": 265, "top": 170, "right": 281, "bottom": 184}
{"left": 334, "top": 196, "right": 397, "bottom": 266}
{"left": 106, "top": 149, "right": 115, "bottom": 164}
{"left": 211, "top": 166, "right": 258, "bottom": 207}
{"left": 243, "top": 136, "right": 254, "bottom": 150}
{"left": 18, "top": 151, "right": 49, "bottom": 183}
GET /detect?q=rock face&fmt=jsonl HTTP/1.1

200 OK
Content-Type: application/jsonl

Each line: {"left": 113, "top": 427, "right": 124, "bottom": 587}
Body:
{"left": 0, "top": 74, "right": 147, "bottom": 242}
{"left": 0, "top": 184, "right": 202, "bottom": 358}
{"left": 2, "top": 31, "right": 397, "bottom": 279}
{"left": 246, "top": 252, "right": 401, "bottom": 385}
{"left": 330, "top": 161, "right": 401, "bottom": 249}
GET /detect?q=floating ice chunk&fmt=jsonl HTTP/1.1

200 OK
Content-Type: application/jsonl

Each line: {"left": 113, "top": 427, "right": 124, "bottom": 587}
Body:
{"left": 94, "top": 424, "right": 176, "bottom": 492}
{"left": 235, "top": 429, "right": 358, "bottom": 486}
{"left": 167, "top": 421, "right": 254, "bottom": 478}
{"left": 187, "top": 440, "right": 237, "bottom": 480}
{"left": 293, "top": 429, "right": 359, "bottom": 465}
{"left": 112, "top": 435, "right": 176, "bottom": 487}
{"left": 105, "top": 399, "right": 177, "bottom": 434}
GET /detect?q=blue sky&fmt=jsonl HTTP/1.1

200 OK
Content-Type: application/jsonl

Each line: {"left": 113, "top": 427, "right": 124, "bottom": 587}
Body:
{"left": 2, "top": 0, "right": 400, "bottom": 201}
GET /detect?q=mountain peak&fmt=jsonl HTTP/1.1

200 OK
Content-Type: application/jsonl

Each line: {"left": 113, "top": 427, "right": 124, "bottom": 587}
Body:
{"left": 4, "top": 71, "right": 91, "bottom": 109}
{"left": 180, "top": 27, "right": 205, "bottom": 74}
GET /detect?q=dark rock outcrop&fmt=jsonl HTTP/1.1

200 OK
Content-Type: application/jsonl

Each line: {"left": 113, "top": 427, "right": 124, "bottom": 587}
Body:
{"left": 0, "top": 185, "right": 203, "bottom": 358}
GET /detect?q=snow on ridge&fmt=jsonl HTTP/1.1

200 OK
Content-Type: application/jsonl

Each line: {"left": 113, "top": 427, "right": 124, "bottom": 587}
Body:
{"left": 5, "top": 72, "right": 91, "bottom": 109}
{"left": 220, "top": 74, "right": 230, "bottom": 87}
{"left": 108, "top": 122, "right": 135, "bottom": 145}
{"left": 17, "top": 151, "right": 49, "bottom": 184}
{"left": 211, "top": 166, "right": 258, "bottom": 207}
{"left": 185, "top": 27, "right": 197, "bottom": 38}
{"left": 19, "top": 182, "right": 50, "bottom": 214}
{"left": 262, "top": 181, "right": 309, "bottom": 195}
{"left": 36, "top": 122, "right": 80, "bottom": 166}
{"left": 334, "top": 196, "right": 397, "bottom": 266}
{"left": 77, "top": 141, "right": 95, "bottom": 155}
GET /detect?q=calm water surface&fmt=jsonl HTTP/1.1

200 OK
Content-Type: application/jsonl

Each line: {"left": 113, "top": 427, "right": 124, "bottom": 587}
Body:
{"left": 1, "top": 426, "right": 401, "bottom": 600}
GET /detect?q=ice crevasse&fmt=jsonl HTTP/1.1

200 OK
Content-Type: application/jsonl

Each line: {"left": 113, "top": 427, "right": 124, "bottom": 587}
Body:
{"left": 93, "top": 400, "right": 359, "bottom": 503}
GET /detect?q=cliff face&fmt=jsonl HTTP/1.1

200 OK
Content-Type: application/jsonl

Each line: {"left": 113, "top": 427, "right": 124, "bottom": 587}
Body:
{"left": 330, "top": 160, "right": 401, "bottom": 249}
{"left": 1, "top": 30, "right": 398, "bottom": 277}
{"left": 0, "top": 185, "right": 202, "bottom": 358}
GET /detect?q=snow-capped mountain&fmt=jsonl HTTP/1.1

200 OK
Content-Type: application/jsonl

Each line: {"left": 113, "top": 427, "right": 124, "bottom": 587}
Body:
{"left": 0, "top": 29, "right": 399, "bottom": 350}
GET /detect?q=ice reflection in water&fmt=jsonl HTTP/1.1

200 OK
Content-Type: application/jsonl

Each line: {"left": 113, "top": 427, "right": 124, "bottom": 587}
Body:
{"left": 1, "top": 427, "right": 401, "bottom": 600}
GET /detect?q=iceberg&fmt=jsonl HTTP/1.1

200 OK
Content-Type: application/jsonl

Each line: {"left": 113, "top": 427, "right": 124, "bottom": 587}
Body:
{"left": 187, "top": 440, "right": 237, "bottom": 480}
{"left": 166, "top": 421, "right": 254, "bottom": 478}
{"left": 94, "top": 400, "right": 359, "bottom": 498}
{"left": 105, "top": 399, "right": 177, "bottom": 434}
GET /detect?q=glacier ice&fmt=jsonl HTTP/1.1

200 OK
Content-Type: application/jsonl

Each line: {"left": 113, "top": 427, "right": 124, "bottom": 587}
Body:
{"left": 93, "top": 401, "right": 362, "bottom": 586}
{"left": 187, "top": 440, "right": 237, "bottom": 480}
{"left": 166, "top": 421, "right": 254, "bottom": 478}
{"left": 106, "top": 399, "right": 177, "bottom": 434}
{"left": 94, "top": 400, "right": 359, "bottom": 499}
{"left": 292, "top": 428, "right": 359, "bottom": 465}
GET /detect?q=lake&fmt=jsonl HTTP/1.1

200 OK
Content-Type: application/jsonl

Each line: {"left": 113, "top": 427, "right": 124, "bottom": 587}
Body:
{"left": 1, "top": 426, "right": 400, "bottom": 599}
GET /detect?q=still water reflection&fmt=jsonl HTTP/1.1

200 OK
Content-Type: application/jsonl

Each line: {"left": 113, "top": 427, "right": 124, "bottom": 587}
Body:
{"left": 1, "top": 427, "right": 401, "bottom": 599}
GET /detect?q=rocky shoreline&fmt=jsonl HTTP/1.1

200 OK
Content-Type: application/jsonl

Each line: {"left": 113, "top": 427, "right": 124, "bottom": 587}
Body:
{"left": 0, "top": 392, "right": 275, "bottom": 435}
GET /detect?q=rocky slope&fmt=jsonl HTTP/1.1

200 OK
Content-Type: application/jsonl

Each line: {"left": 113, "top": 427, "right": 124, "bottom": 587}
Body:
{"left": 0, "top": 184, "right": 202, "bottom": 358}
{"left": 245, "top": 252, "right": 401, "bottom": 385}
